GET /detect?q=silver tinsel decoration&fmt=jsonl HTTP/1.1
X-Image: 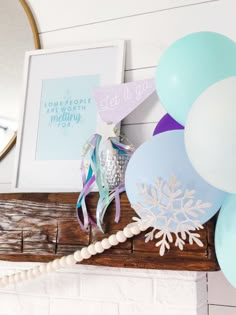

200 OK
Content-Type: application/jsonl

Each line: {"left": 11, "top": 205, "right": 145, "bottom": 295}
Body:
{"left": 100, "top": 139, "right": 134, "bottom": 190}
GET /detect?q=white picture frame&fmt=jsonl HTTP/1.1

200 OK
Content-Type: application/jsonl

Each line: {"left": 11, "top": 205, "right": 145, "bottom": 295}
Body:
{"left": 13, "top": 40, "right": 126, "bottom": 192}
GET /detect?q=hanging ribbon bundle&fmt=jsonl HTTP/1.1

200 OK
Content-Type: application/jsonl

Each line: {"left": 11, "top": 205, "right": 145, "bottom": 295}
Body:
{"left": 76, "top": 133, "right": 134, "bottom": 232}
{"left": 76, "top": 78, "right": 156, "bottom": 232}
{"left": 76, "top": 133, "right": 101, "bottom": 231}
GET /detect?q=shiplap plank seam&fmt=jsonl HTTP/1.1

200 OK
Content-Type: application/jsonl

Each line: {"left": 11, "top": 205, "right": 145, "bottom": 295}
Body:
{"left": 40, "top": 0, "right": 234, "bottom": 71}
{"left": 39, "top": 0, "right": 220, "bottom": 35}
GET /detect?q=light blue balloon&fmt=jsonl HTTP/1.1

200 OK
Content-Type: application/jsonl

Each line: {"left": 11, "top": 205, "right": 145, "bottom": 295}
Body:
{"left": 125, "top": 130, "right": 226, "bottom": 231}
{"left": 155, "top": 32, "right": 236, "bottom": 125}
{"left": 215, "top": 195, "right": 236, "bottom": 288}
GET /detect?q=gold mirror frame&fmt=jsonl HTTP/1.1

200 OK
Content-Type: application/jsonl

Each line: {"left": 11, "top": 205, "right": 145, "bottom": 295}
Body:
{"left": 0, "top": 0, "right": 41, "bottom": 160}
{"left": 19, "top": 0, "right": 41, "bottom": 50}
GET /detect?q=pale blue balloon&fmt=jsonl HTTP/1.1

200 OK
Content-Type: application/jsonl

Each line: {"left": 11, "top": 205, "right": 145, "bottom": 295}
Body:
{"left": 125, "top": 130, "right": 226, "bottom": 231}
{"left": 215, "top": 195, "right": 236, "bottom": 288}
{"left": 155, "top": 32, "right": 236, "bottom": 125}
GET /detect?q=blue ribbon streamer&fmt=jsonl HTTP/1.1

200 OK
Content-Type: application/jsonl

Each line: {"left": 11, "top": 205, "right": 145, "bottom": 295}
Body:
{"left": 76, "top": 134, "right": 133, "bottom": 232}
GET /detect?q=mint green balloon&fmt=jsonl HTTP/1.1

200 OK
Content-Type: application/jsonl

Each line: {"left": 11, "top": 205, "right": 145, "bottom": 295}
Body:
{"left": 155, "top": 32, "right": 236, "bottom": 125}
{"left": 215, "top": 194, "right": 236, "bottom": 288}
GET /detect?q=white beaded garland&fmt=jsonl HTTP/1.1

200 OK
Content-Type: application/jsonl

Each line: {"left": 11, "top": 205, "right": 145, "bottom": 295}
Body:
{"left": 39, "top": 264, "right": 47, "bottom": 274}
{"left": 8, "top": 275, "right": 15, "bottom": 284}
{"left": 94, "top": 241, "right": 104, "bottom": 253}
{"left": 52, "top": 259, "right": 61, "bottom": 270}
{"left": 27, "top": 269, "right": 34, "bottom": 279}
{"left": 59, "top": 256, "right": 68, "bottom": 267}
{"left": 81, "top": 247, "right": 92, "bottom": 259}
{"left": 108, "top": 234, "right": 119, "bottom": 246}
{"left": 87, "top": 244, "right": 97, "bottom": 255}
{"left": 123, "top": 227, "right": 133, "bottom": 238}
{"left": 116, "top": 231, "right": 127, "bottom": 243}
{"left": 139, "top": 223, "right": 148, "bottom": 232}
{"left": 131, "top": 225, "right": 140, "bottom": 235}
{"left": 66, "top": 254, "right": 76, "bottom": 266}
{"left": 46, "top": 262, "right": 54, "bottom": 273}
{"left": 74, "top": 250, "right": 83, "bottom": 262}
{"left": 20, "top": 271, "right": 28, "bottom": 281}
{"left": 32, "top": 267, "right": 41, "bottom": 277}
{"left": 0, "top": 222, "right": 143, "bottom": 287}
{"left": 31, "top": 268, "right": 38, "bottom": 278}
{"left": 101, "top": 238, "right": 112, "bottom": 250}
{"left": 14, "top": 273, "right": 21, "bottom": 283}
{"left": 2, "top": 276, "right": 9, "bottom": 285}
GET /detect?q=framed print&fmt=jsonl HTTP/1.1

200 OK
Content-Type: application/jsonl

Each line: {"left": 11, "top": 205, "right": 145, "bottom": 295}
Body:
{"left": 13, "top": 40, "right": 125, "bottom": 192}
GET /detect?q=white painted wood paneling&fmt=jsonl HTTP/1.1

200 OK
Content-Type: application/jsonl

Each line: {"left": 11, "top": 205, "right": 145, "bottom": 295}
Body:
{"left": 209, "top": 305, "right": 236, "bottom": 315}
{"left": 121, "top": 123, "right": 156, "bottom": 148}
{"left": 28, "top": 0, "right": 218, "bottom": 33}
{"left": 208, "top": 271, "right": 236, "bottom": 307}
{"left": 40, "top": 0, "right": 235, "bottom": 70}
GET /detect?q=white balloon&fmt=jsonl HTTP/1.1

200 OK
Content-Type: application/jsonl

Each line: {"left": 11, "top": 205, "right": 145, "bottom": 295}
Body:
{"left": 185, "top": 76, "right": 236, "bottom": 194}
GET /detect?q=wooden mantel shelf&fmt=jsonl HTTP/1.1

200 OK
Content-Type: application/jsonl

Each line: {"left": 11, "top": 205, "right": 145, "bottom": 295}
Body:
{"left": 0, "top": 192, "right": 219, "bottom": 271}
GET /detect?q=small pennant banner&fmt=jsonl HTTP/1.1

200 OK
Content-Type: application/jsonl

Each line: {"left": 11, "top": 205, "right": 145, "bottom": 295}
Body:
{"left": 93, "top": 78, "right": 155, "bottom": 124}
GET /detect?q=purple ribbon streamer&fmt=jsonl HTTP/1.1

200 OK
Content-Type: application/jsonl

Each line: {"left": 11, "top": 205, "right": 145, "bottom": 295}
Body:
{"left": 76, "top": 134, "right": 102, "bottom": 231}
{"left": 76, "top": 134, "right": 134, "bottom": 232}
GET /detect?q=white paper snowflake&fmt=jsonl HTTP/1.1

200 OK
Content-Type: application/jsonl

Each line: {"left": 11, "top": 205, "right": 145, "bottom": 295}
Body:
{"left": 131, "top": 175, "right": 212, "bottom": 256}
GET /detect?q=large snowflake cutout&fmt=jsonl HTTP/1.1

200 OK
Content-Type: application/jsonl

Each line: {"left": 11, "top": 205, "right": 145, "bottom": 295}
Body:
{"left": 131, "top": 175, "right": 212, "bottom": 256}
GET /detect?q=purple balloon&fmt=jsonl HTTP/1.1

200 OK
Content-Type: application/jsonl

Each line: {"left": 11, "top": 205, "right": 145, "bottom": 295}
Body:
{"left": 153, "top": 114, "right": 184, "bottom": 135}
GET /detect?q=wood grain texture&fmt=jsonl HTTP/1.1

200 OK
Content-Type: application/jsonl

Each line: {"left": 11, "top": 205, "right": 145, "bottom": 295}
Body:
{"left": 0, "top": 192, "right": 219, "bottom": 271}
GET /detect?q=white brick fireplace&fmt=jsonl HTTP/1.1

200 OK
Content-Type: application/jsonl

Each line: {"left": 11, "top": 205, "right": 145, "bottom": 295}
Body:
{"left": 0, "top": 262, "right": 207, "bottom": 315}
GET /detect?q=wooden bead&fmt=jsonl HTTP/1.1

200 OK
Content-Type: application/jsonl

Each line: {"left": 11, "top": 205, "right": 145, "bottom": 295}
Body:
{"left": 101, "top": 238, "right": 112, "bottom": 250}
{"left": 27, "top": 270, "right": 33, "bottom": 279}
{"left": 139, "top": 223, "right": 148, "bottom": 232}
{"left": 31, "top": 269, "right": 37, "bottom": 278}
{"left": 14, "top": 273, "right": 21, "bottom": 283}
{"left": 52, "top": 259, "right": 61, "bottom": 270}
{"left": 2, "top": 276, "right": 9, "bottom": 285}
{"left": 87, "top": 244, "right": 97, "bottom": 255}
{"left": 32, "top": 267, "right": 41, "bottom": 277}
{"left": 123, "top": 227, "right": 133, "bottom": 238}
{"left": 59, "top": 256, "right": 68, "bottom": 267}
{"left": 20, "top": 271, "right": 28, "bottom": 281}
{"left": 66, "top": 254, "right": 76, "bottom": 266}
{"left": 8, "top": 275, "right": 15, "bottom": 284}
{"left": 81, "top": 247, "right": 92, "bottom": 259}
{"left": 94, "top": 241, "right": 104, "bottom": 253}
{"left": 131, "top": 225, "right": 140, "bottom": 235}
{"left": 108, "top": 234, "right": 119, "bottom": 246}
{"left": 74, "top": 250, "right": 83, "bottom": 262}
{"left": 116, "top": 231, "right": 127, "bottom": 243}
{"left": 39, "top": 264, "right": 47, "bottom": 274}
{"left": 46, "top": 263, "right": 54, "bottom": 273}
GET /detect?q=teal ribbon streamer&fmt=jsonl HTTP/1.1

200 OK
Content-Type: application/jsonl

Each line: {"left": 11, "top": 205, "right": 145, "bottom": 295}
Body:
{"left": 76, "top": 134, "right": 133, "bottom": 232}
{"left": 76, "top": 134, "right": 102, "bottom": 231}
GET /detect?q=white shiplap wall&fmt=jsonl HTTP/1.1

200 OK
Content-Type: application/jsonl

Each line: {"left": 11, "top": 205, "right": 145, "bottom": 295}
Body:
{"left": 30, "top": 0, "right": 236, "bottom": 145}
{"left": 0, "top": 0, "right": 236, "bottom": 314}
{"left": 28, "top": 0, "right": 236, "bottom": 313}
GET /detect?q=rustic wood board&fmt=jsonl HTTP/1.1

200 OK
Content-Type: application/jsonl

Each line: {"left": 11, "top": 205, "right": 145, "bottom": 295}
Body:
{"left": 0, "top": 192, "right": 219, "bottom": 271}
